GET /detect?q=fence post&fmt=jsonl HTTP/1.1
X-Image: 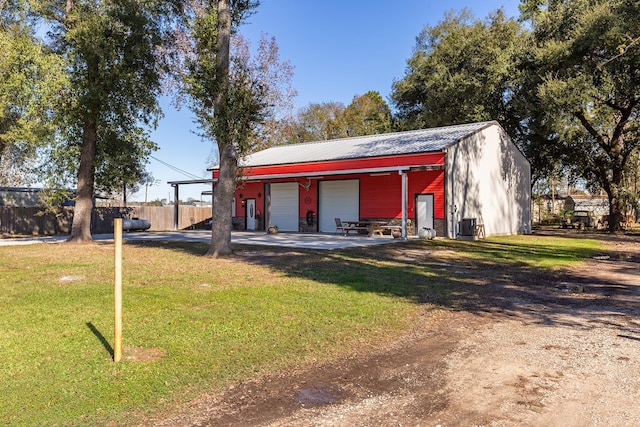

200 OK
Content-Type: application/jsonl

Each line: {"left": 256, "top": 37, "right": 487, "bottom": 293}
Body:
{"left": 114, "top": 218, "right": 123, "bottom": 363}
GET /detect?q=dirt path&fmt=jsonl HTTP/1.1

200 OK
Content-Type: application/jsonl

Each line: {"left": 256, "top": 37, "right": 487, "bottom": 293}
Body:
{"left": 149, "top": 233, "right": 640, "bottom": 427}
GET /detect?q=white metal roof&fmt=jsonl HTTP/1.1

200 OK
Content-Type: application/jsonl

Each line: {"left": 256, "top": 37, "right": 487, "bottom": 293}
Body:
{"left": 238, "top": 121, "right": 497, "bottom": 168}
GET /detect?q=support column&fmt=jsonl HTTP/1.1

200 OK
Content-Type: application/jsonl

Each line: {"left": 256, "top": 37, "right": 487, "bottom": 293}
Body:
{"left": 173, "top": 184, "right": 179, "bottom": 231}
{"left": 210, "top": 182, "right": 215, "bottom": 230}
{"left": 400, "top": 170, "right": 408, "bottom": 239}
{"left": 265, "top": 181, "right": 271, "bottom": 233}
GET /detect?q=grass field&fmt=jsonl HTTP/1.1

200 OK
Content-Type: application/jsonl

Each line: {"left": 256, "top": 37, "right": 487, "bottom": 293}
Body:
{"left": 0, "top": 234, "right": 603, "bottom": 426}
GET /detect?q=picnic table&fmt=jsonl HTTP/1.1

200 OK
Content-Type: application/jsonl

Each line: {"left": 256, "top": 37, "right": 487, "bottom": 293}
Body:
{"left": 342, "top": 220, "right": 388, "bottom": 237}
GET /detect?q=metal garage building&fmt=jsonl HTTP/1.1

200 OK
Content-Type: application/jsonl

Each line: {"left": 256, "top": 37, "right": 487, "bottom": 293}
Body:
{"left": 210, "top": 121, "right": 531, "bottom": 238}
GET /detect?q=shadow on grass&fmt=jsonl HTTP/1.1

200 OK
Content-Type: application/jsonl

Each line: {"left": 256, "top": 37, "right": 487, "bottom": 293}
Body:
{"left": 235, "top": 236, "right": 640, "bottom": 331}
{"left": 125, "top": 240, "right": 210, "bottom": 256}
{"left": 86, "top": 322, "right": 114, "bottom": 359}
{"left": 124, "top": 233, "right": 640, "bottom": 332}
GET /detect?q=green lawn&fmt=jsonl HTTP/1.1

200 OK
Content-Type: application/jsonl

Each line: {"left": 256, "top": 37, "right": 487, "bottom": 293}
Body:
{"left": 0, "top": 234, "right": 603, "bottom": 426}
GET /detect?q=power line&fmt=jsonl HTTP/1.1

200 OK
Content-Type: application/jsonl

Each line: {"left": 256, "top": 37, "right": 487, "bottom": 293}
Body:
{"left": 150, "top": 155, "right": 204, "bottom": 180}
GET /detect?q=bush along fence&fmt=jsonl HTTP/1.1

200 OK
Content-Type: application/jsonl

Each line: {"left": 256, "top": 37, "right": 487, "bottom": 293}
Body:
{"left": 0, "top": 206, "right": 213, "bottom": 236}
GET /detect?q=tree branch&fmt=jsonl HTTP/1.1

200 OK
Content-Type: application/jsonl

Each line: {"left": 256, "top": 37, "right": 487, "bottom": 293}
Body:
{"left": 573, "top": 109, "right": 608, "bottom": 148}
{"left": 610, "top": 96, "right": 639, "bottom": 149}
{"left": 604, "top": 99, "right": 629, "bottom": 113}
{"left": 599, "top": 34, "right": 640, "bottom": 69}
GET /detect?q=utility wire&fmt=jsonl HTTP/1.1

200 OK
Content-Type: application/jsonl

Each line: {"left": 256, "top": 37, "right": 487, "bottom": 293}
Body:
{"left": 150, "top": 155, "right": 204, "bottom": 180}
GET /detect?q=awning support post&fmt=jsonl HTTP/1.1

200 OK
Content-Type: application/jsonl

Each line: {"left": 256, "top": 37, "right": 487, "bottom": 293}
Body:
{"left": 172, "top": 184, "right": 179, "bottom": 231}
{"left": 265, "top": 181, "right": 271, "bottom": 234}
{"left": 400, "top": 169, "right": 408, "bottom": 239}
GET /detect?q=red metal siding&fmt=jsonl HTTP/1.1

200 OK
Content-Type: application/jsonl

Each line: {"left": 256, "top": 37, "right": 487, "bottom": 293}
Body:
{"left": 235, "top": 181, "right": 264, "bottom": 217}
{"left": 238, "top": 152, "right": 445, "bottom": 178}
{"left": 233, "top": 170, "right": 445, "bottom": 221}
{"left": 297, "top": 181, "right": 318, "bottom": 217}
{"left": 359, "top": 173, "right": 402, "bottom": 218}
{"left": 233, "top": 179, "right": 321, "bottom": 219}
{"left": 226, "top": 154, "right": 446, "bottom": 224}
{"left": 408, "top": 170, "right": 445, "bottom": 219}
{"left": 358, "top": 170, "right": 445, "bottom": 219}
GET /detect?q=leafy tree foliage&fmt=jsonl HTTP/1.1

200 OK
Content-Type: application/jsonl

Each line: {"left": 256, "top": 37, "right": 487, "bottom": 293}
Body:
{"left": 226, "top": 33, "right": 296, "bottom": 153}
{"left": 0, "top": 3, "right": 64, "bottom": 185}
{"left": 276, "top": 91, "right": 392, "bottom": 145}
{"left": 343, "top": 91, "right": 393, "bottom": 137}
{"left": 391, "top": 9, "right": 523, "bottom": 130}
{"left": 33, "top": 0, "right": 180, "bottom": 242}
{"left": 280, "top": 101, "right": 347, "bottom": 144}
{"left": 521, "top": 0, "right": 640, "bottom": 230}
{"left": 184, "top": 0, "right": 300, "bottom": 256}
{"left": 391, "top": 2, "right": 639, "bottom": 230}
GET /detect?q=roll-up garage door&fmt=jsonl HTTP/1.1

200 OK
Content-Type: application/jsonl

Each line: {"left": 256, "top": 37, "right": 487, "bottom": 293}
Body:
{"left": 271, "top": 182, "right": 299, "bottom": 231}
{"left": 318, "top": 180, "right": 359, "bottom": 232}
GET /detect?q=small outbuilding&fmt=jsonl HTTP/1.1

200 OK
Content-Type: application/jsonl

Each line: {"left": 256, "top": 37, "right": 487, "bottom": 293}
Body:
{"left": 565, "top": 195, "right": 609, "bottom": 216}
{"left": 210, "top": 121, "right": 531, "bottom": 238}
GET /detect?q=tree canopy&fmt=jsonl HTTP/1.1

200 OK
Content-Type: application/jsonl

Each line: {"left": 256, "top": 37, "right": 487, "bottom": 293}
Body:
{"left": 520, "top": 0, "right": 640, "bottom": 230}
{"left": 0, "top": 5, "right": 64, "bottom": 185}
{"left": 275, "top": 91, "right": 393, "bottom": 145}
{"left": 31, "top": 0, "right": 181, "bottom": 241}
{"left": 183, "top": 0, "right": 299, "bottom": 256}
{"left": 392, "top": 1, "right": 639, "bottom": 229}
{"left": 391, "top": 9, "right": 523, "bottom": 131}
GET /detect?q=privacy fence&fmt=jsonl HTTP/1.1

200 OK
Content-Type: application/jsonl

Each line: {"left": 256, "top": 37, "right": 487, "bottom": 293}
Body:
{"left": 0, "top": 206, "right": 212, "bottom": 236}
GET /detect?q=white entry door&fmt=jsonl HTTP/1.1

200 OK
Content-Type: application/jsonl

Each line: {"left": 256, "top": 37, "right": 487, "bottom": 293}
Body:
{"left": 416, "top": 194, "right": 434, "bottom": 230}
{"left": 318, "top": 180, "right": 359, "bottom": 232}
{"left": 271, "top": 182, "right": 299, "bottom": 231}
{"left": 245, "top": 198, "right": 256, "bottom": 230}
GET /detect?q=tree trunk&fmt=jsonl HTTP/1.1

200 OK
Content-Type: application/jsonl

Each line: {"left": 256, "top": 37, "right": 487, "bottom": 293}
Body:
{"left": 207, "top": 144, "right": 236, "bottom": 257}
{"left": 206, "top": 0, "right": 233, "bottom": 257}
{"left": 68, "top": 118, "right": 97, "bottom": 242}
{"left": 607, "top": 167, "right": 625, "bottom": 232}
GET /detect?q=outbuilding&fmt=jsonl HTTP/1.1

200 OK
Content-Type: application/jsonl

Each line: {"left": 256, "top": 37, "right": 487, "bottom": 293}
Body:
{"left": 210, "top": 121, "right": 531, "bottom": 238}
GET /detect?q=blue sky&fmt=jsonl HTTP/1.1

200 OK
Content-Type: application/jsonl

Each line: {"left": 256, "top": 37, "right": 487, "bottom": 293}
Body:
{"left": 134, "top": 0, "right": 521, "bottom": 202}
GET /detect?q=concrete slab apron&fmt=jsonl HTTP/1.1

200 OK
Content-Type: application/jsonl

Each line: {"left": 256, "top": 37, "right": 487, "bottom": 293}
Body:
{"left": 122, "top": 231, "right": 403, "bottom": 250}
{"left": 0, "top": 231, "right": 406, "bottom": 250}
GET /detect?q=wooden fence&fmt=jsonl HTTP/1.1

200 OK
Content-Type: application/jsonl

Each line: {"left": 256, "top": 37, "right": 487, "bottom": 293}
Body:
{"left": 0, "top": 206, "right": 212, "bottom": 236}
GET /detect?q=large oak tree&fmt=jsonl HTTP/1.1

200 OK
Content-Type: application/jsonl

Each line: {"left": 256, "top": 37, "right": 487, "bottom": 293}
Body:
{"left": 184, "top": 0, "right": 294, "bottom": 257}
{"left": 391, "top": 9, "right": 523, "bottom": 131}
{"left": 521, "top": 0, "right": 640, "bottom": 230}
{"left": 33, "top": 0, "right": 179, "bottom": 242}
{"left": 391, "top": 2, "right": 639, "bottom": 228}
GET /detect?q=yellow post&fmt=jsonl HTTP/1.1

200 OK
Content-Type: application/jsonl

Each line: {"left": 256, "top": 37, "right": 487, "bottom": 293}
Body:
{"left": 114, "top": 218, "right": 123, "bottom": 363}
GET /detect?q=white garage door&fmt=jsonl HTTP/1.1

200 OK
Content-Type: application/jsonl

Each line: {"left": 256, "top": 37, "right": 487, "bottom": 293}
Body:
{"left": 271, "top": 182, "right": 299, "bottom": 231}
{"left": 318, "top": 180, "right": 359, "bottom": 232}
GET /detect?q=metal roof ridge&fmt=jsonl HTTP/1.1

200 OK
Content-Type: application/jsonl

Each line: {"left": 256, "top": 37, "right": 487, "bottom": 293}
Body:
{"left": 258, "top": 120, "right": 498, "bottom": 150}
{"left": 211, "top": 120, "right": 501, "bottom": 171}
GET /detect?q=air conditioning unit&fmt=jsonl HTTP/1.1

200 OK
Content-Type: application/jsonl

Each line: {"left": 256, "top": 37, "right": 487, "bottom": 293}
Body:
{"left": 459, "top": 218, "right": 476, "bottom": 236}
